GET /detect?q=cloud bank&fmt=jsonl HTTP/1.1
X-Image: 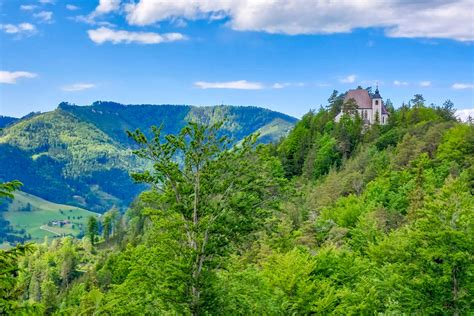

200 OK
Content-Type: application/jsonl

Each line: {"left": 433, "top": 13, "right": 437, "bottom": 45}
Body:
{"left": 122, "top": 0, "right": 474, "bottom": 41}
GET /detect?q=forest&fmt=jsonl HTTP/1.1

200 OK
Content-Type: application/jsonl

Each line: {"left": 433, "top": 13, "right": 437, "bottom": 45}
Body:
{"left": 1, "top": 91, "right": 473, "bottom": 315}
{"left": 0, "top": 103, "right": 296, "bottom": 214}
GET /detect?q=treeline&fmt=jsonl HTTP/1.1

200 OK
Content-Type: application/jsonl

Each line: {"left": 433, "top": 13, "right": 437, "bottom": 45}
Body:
{"left": 1, "top": 92, "right": 473, "bottom": 314}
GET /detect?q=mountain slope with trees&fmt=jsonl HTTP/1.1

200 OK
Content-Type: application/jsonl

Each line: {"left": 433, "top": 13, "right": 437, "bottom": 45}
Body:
{"left": 1, "top": 92, "right": 473, "bottom": 315}
{"left": 0, "top": 103, "right": 297, "bottom": 214}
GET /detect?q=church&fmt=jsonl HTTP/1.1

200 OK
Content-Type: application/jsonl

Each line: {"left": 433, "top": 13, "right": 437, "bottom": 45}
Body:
{"left": 335, "top": 87, "right": 389, "bottom": 125}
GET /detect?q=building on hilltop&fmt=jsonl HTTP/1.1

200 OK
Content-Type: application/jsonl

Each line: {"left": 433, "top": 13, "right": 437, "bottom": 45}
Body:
{"left": 335, "top": 87, "right": 389, "bottom": 125}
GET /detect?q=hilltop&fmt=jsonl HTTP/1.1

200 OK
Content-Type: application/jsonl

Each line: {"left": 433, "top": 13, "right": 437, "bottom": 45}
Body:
{"left": 2, "top": 92, "right": 472, "bottom": 314}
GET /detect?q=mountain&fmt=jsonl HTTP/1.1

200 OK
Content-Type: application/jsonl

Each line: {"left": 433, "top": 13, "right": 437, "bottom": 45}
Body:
{"left": 0, "top": 102, "right": 297, "bottom": 213}
{"left": 0, "top": 116, "right": 19, "bottom": 129}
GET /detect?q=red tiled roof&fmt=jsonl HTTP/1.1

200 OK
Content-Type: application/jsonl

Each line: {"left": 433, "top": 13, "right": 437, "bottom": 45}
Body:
{"left": 344, "top": 89, "right": 372, "bottom": 109}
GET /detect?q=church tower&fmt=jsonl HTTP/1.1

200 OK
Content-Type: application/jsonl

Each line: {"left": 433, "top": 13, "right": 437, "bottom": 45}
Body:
{"left": 372, "top": 85, "right": 383, "bottom": 124}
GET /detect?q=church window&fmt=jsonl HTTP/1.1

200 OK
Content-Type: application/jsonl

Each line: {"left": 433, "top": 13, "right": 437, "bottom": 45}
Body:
{"left": 375, "top": 100, "right": 379, "bottom": 105}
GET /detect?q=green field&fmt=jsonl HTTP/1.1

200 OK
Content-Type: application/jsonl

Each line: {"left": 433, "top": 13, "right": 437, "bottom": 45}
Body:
{"left": 3, "top": 191, "right": 100, "bottom": 242}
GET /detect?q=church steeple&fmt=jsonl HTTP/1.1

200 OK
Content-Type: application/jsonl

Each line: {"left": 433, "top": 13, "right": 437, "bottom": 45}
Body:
{"left": 373, "top": 83, "right": 382, "bottom": 99}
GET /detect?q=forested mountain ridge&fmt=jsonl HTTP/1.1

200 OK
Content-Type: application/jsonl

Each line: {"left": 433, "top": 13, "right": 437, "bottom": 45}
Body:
{"left": 58, "top": 101, "right": 297, "bottom": 146}
{"left": 0, "top": 115, "right": 18, "bottom": 129}
{"left": 0, "top": 102, "right": 297, "bottom": 213}
{"left": 1, "top": 92, "right": 472, "bottom": 314}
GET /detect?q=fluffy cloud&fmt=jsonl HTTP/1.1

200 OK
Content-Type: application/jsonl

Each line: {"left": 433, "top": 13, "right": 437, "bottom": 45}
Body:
{"left": 94, "top": 0, "right": 121, "bottom": 15}
{"left": 194, "top": 80, "right": 263, "bottom": 90}
{"left": 0, "top": 23, "right": 37, "bottom": 36}
{"left": 66, "top": 4, "right": 80, "bottom": 11}
{"left": 455, "top": 109, "right": 474, "bottom": 121}
{"left": 62, "top": 83, "right": 96, "bottom": 92}
{"left": 452, "top": 83, "right": 474, "bottom": 90}
{"left": 123, "top": 0, "right": 474, "bottom": 41}
{"left": 0, "top": 71, "right": 38, "bottom": 84}
{"left": 88, "top": 27, "right": 185, "bottom": 44}
{"left": 420, "top": 81, "right": 432, "bottom": 87}
{"left": 393, "top": 80, "right": 408, "bottom": 86}
{"left": 340, "top": 75, "right": 356, "bottom": 83}
{"left": 34, "top": 11, "right": 53, "bottom": 23}
{"left": 39, "top": 0, "right": 55, "bottom": 4}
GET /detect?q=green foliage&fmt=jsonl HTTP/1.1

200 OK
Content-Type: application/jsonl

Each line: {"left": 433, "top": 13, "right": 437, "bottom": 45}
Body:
{"left": 87, "top": 216, "right": 99, "bottom": 245}
{"left": 0, "top": 180, "right": 22, "bottom": 200}
{"left": 0, "top": 243, "right": 37, "bottom": 313}
{"left": 123, "top": 121, "right": 286, "bottom": 313}
{"left": 5, "top": 98, "right": 473, "bottom": 315}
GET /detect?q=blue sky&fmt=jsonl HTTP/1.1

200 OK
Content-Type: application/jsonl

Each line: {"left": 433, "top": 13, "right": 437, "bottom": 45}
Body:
{"left": 1, "top": 0, "right": 473, "bottom": 119}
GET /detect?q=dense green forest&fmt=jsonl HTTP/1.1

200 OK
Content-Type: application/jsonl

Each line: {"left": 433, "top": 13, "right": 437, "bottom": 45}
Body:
{"left": 1, "top": 92, "right": 473, "bottom": 314}
{"left": 0, "top": 103, "right": 296, "bottom": 215}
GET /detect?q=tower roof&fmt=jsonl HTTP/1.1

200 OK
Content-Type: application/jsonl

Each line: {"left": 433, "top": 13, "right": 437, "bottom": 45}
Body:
{"left": 373, "top": 86, "right": 382, "bottom": 99}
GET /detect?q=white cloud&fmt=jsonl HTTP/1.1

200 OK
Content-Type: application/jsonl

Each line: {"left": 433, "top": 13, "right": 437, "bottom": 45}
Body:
{"left": 272, "top": 82, "right": 290, "bottom": 89}
{"left": 0, "top": 71, "right": 38, "bottom": 84}
{"left": 62, "top": 83, "right": 96, "bottom": 92}
{"left": 72, "top": 15, "right": 116, "bottom": 27}
{"left": 0, "top": 23, "right": 37, "bottom": 36}
{"left": 452, "top": 83, "right": 474, "bottom": 90}
{"left": 66, "top": 4, "right": 80, "bottom": 11}
{"left": 20, "top": 5, "right": 38, "bottom": 11}
{"left": 123, "top": 0, "right": 474, "bottom": 42}
{"left": 420, "top": 81, "right": 432, "bottom": 87}
{"left": 272, "top": 82, "right": 305, "bottom": 89}
{"left": 94, "top": 0, "right": 121, "bottom": 15}
{"left": 194, "top": 80, "right": 263, "bottom": 90}
{"left": 393, "top": 80, "right": 408, "bottom": 86}
{"left": 39, "top": 0, "right": 55, "bottom": 4}
{"left": 34, "top": 11, "right": 53, "bottom": 23}
{"left": 340, "top": 74, "right": 356, "bottom": 83}
{"left": 455, "top": 109, "right": 474, "bottom": 121}
{"left": 88, "top": 27, "right": 186, "bottom": 44}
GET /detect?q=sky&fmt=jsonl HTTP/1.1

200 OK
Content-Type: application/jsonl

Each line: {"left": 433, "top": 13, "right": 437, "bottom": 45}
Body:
{"left": 0, "top": 0, "right": 473, "bottom": 119}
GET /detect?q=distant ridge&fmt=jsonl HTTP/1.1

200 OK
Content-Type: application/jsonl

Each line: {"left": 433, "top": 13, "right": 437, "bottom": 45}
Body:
{"left": 0, "top": 116, "right": 19, "bottom": 129}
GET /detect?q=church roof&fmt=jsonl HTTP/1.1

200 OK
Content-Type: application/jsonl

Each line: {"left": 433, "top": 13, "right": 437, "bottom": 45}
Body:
{"left": 344, "top": 88, "right": 372, "bottom": 109}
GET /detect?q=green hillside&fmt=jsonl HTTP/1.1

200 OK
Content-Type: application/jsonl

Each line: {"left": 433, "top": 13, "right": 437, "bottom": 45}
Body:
{"left": 0, "top": 109, "right": 142, "bottom": 213}
{"left": 1, "top": 93, "right": 473, "bottom": 314}
{"left": 0, "top": 103, "right": 297, "bottom": 213}
{"left": 3, "top": 191, "right": 99, "bottom": 243}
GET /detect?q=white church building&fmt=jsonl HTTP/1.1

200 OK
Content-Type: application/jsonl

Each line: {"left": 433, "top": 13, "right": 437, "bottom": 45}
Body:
{"left": 335, "top": 87, "right": 389, "bottom": 125}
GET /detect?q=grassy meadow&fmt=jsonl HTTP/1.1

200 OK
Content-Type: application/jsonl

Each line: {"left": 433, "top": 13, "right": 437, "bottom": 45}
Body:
{"left": 3, "top": 191, "right": 100, "bottom": 242}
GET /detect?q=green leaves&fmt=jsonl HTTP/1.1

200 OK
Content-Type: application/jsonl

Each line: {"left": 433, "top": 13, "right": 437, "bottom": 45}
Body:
{"left": 0, "top": 180, "right": 22, "bottom": 200}
{"left": 0, "top": 243, "right": 35, "bottom": 314}
{"left": 124, "top": 121, "right": 286, "bottom": 312}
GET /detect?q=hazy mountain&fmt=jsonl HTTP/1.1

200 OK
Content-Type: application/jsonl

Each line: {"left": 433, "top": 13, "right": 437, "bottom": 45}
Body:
{"left": 0, "top": 102, "right": 297, "bottom": 212}
{"left": 0, "top": 116, "right": 19, "bottom": 129}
